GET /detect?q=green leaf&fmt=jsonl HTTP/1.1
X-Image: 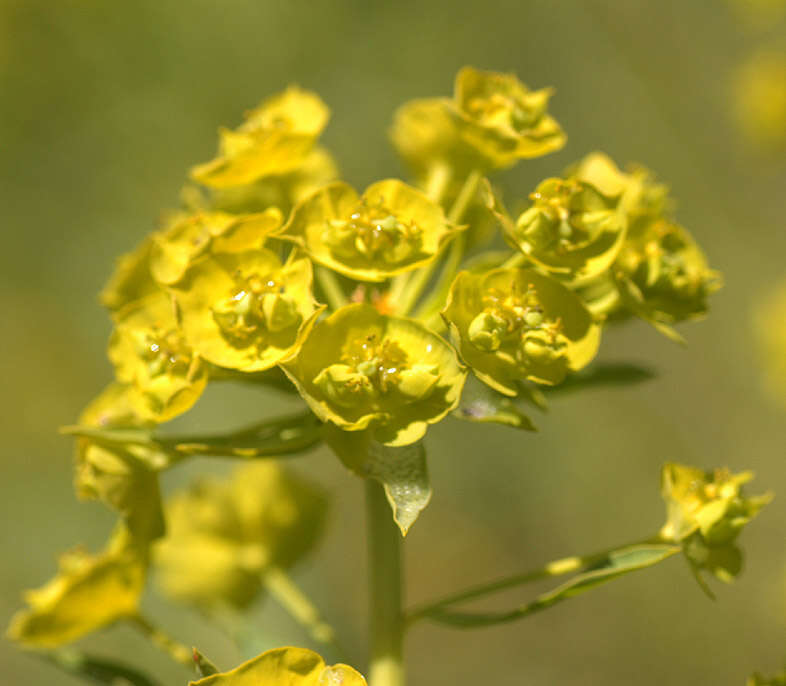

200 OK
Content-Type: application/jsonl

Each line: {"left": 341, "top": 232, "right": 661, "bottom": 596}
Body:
{"left": 323, "top": 425, "right": 431, "bottom": 536}
{"left": 453, "top": 374, "right": 537, "bottom": 430}
{"left": 421, "top": 543, "right": 679, "bottom": 628}
{"left": 193, "top": 648, "right": 220, "bottom": 678}
{"left": 40, "top": 648, "right": 162, "bottom": 686}
{"left": 61, "top": 411, "right": 323, "bottom": 464}
{"left": 547, "top": 361, "right": 656, "bottom": 395}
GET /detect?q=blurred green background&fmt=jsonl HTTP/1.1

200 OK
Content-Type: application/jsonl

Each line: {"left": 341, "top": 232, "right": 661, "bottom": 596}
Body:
{"left": 2, "top": 0, "right": 785, "bottom": 684}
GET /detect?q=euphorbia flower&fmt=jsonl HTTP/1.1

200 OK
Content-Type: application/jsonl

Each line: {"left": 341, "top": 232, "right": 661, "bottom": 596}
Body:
{"left": 281, "top": 179, "right": 459, "bottom": 281}
{"left": 173, "top": 248, "right": 323, "bottom": 372}
{"left": 191, "top": 86, "right": 329, "bottom": 188}
{"left": 108, "top": 290, "right": 207, "bottom": 422}
{"left": 443, "top": 267, "right": 601, "bottom": 395}
{"left": 284, "top": 303, "right": 466, "bottom": 446}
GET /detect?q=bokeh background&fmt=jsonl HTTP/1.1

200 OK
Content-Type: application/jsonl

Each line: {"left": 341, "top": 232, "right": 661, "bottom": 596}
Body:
{"left": 2, "top": 1, "right": 785, "bottom": 684}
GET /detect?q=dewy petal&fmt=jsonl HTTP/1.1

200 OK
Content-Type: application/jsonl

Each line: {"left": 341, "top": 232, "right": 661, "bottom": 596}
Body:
{"left": 281, "top": 179, "right": 458, "bottom": 281}
{"left": 190, "top": 87, "right": 330, "bottom": 188}
{"left": 443, "top": 267, "right": 601, "bottom": 395}
{"left": 283, "top": 303, "right": 466, "bottom": 445}
{"left": 188, "top": 647, "right": 367, "bottom": 686}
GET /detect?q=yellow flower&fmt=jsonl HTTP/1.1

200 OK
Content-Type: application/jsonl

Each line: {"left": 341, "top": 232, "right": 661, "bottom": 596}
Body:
{"left": 510, "top": 177, "right": 627, "bottom": 282}
{"left": 452, "top": 66, "right": 566, "bottom": 167}
{"left": 443, "top": 267, "right": 601, "bottom": 395}
{"left": 154, "top": 463, "right": 326, "bottom": 609}
{"left": 74, "top": 383, "right": 166, "bottom": 544}
{"left": 6, "top": 525, "right": 146, "bottom": 648}
{"left": 390, "top": 67, "right": 565, "bottom": 178}
{"left": 281, "top": 179, "right": 459, "bottom": 281}
{"left": 189, "top": 647, "right": 366, "bottom": 686}
{"left": 284, "top": 303, "right": 466, "bottom": 446}
{"left": 150, "top": 207, "right": 283, "bottom": 286}
{"left": 108, "top": 289, "right": 207, "bottom": 422}
{"left": 173, "top": 248, "right": 323, "bottom": 372}
{"left": 191, "top": 86, "right": 330, "bottom": 188}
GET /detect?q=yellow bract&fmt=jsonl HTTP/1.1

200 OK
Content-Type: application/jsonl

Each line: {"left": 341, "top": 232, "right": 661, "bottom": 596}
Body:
{"left": 150, "top": 207, "right": 283, "bottom": 286}
{"left": 281, "top": 179, "right": 458, "bottom": 281}
{"left": 189, "top": 647, "right": 367, "bottom": 686}
{"left": 191, "top": 87, "right": 330, "bottom": 188}
{"left": 108, "top": 290, "right": 207, "bottom": 422}
{"left": 284, "top": 303, "right": 466, "bottom": 446}
{"left": 443, "top": 267, "right": 601, "bottom": 395}
{"left": 6, "top": 526, "right": 145, "bottom": 648}
{"left": 154, "top": 462, "right": 326, "bottom": 609}
{"left": 174, "top": 248, "right": 323, "bottom": 372}
{"left": 100, "top": 236, "right": 159, "bottom": 318}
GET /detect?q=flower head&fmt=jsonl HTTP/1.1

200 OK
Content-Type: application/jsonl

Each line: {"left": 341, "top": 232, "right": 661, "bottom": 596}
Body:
{"left": 443, "top": 267, "right": 601, "bottom": 395}
{"left": 108, "top": 290, "right": 207, "bottom": 422}
{"left": 173, "top": 249, "right": 323, "bottom": 372}
{"left": 154, "top": 463, "right": 326, "bottom": 609}
{"left": 284, "top": 304, "right": 466, "bottom": 446}
{"left": 510, "top": 177, "right": 627, "bottom": 282}
{"left": 281, "top": 179, "right": 458, "bottom": 281}
{"left": 191, "top": 86, "right": 330, "bottom": 188}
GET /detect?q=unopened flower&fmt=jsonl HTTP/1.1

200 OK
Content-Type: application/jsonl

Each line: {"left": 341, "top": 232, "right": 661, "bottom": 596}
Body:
{"left": 281, "top": 179, "right": 458, "bottom": 281}
{"left": 191, "top": 87, "right": 329, "bottom": 188}
{"left": 284, "top": 304, "right": 466, "bottom": 446}
{"left": 443, "top": 267, "right": 601, "bottom": 395}
{"left": 189, "top": 647, "right": 366, "bottom": 686}
{"left": 154, "top": 463, "right": 326, "bottom": 610}
{"left": 173, "top": 249, "right": 323, "bottom": 372}
{"left": 6, "top": 525, "right": 146, "bottom": 648}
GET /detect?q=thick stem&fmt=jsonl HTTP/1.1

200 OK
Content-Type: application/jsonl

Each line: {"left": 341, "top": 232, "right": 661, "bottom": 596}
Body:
{"left": 366, "top": 480, "right": 404, "bottom": 686}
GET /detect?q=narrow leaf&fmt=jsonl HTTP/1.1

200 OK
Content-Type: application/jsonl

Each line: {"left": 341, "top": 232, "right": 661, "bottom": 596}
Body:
{"left": 40, "top": 648, "right": 162, "bottom": 686}
{"left": 193, "top": 648, "right": 220, "bottom": 678}
{"left": 547, "top": 362, "right": 656, "bottom": 395}
{"left": 453, "top": 374, "right": 537, "bottom": 431}
{"left": 422, "top": 543, "right": 679, "bottom": 628}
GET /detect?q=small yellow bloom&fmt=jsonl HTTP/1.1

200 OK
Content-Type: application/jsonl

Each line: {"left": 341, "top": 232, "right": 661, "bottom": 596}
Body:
{"left": 154, "top": 463, "right": 326, "bottom": 609}
{"left": 510, "top": 177, "right": 627, "bottom": 282}
{"left": 6, "top": 526, "right": 146, "bottom": 648}
{"left": 284, "top": 303, "right": 466, "bottom": 446}
{"left": 732, "top": 49, "right": 786, "bottom": 150}
{"left": 150, "top": 207, "right": 283, "bottom": 286}
{"left": 191, "top": 87, "right": 330, "bottom": 188}
{"left": 173, "top": 248, "right": 323, "bottom": 372}
{"left": 108, "top": 290, "right": 207, "bottom": 422}
{"left": 443, "top": 267, "right": 601, "bottom": 395}
{"left": 281, "top": 179, "right": 458, "bottom": 281}
{"left": 99, "top": 236, "right": 159, "bottom": 317}
{"left": 189, "top": 647, "right": 367, "bottom": 686}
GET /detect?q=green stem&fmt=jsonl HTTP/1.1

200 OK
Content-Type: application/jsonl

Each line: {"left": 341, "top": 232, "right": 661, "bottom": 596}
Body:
{"left": 263, "top": 566, "right": 340, "bottom": 649}
{"left": 396, "top": 171, "right": 483, "bottom": 317}
{"left": 501, "top": 252, "right": 526, "bottom": 269}
{"left": 128, "top": 613, "right": 193, "bottom": 669}
{"left": 404, "top": 535, "right": 665, "bottom": 626}
{"left": 316, "top": 266, "right": 348, "bottom": 311}
{"left": 367, "top": 480, "right": 404, "bottom": 686}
